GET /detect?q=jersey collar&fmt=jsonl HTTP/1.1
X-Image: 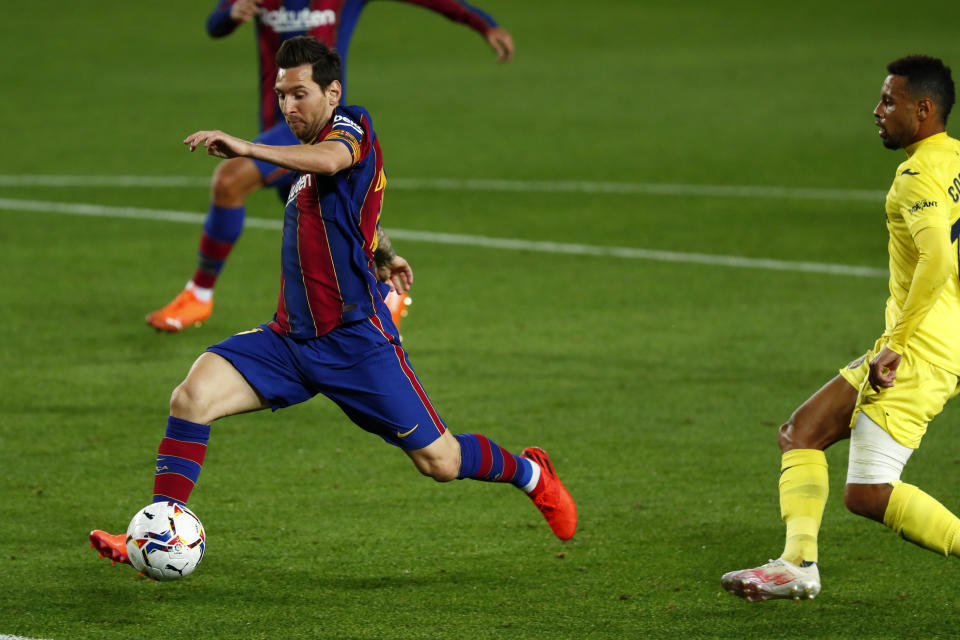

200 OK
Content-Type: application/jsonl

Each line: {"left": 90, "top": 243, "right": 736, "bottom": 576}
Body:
{"left": 905, "top": 131, "right": 949, "bottom": 157}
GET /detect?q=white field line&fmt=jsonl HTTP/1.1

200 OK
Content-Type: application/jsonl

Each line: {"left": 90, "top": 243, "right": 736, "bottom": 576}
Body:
{"left": 0, "top": 635, "right": 54, "bottom": 640}
{"left": 0, "top": 197, "right": 887, "bottom": 279}
{"left": 0, "top": 174, "right": 888, "bottom": 202}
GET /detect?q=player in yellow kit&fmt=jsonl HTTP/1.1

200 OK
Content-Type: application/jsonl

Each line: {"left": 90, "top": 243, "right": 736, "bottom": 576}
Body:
{"left": 722, "top": 55, "right": 960, "bottom": 601}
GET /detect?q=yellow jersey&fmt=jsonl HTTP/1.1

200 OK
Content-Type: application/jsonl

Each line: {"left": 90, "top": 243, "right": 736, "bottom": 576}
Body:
{"left": 883, "top": 131, "right": 960, "bottom": 375}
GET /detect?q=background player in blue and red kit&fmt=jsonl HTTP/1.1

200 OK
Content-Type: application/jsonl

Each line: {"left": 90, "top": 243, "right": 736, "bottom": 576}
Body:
{"left": 91, "top": 37, "right": 574, "bottom": 569}
{"left": 145, "top": 0, "right": 515, "bottom": 332}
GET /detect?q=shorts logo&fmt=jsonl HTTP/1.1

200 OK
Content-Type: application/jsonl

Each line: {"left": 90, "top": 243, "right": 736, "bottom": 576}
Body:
{"left": 397, "top": 424, "right": 419, "bottom": 438}
{"left": 848, "top": 355, "right": 867, "bottom": 369}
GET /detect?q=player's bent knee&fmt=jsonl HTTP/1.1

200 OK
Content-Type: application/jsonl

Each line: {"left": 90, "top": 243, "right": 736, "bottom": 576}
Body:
{"left": 212, "top": 158, "right": 261, "bottom": 203}
{"left": 169, "top": 380, "right": 210, "bottom": 424}
{"left": 777, "top": 419, "right": 795, "bottom": 452}
{"left": 423, "top": 461, "right": 459, "bottom": 483}
{"left": 843, "top": 483, "right": 890, "bottom": 523}
{"left": 409, "top": 454, "right": 459, "bottom": 483}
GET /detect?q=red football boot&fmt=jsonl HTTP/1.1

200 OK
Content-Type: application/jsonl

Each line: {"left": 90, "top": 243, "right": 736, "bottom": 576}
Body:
{"left": 89, "top": 529, "right": 131, "bottom": 566}
{"left": 521, "top": 447, "right": 577, "bottom": 541}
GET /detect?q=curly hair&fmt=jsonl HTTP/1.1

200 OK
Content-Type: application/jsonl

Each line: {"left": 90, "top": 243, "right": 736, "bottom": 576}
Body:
{"left": 887, "top": 55, "right": 955, "bottom": 124}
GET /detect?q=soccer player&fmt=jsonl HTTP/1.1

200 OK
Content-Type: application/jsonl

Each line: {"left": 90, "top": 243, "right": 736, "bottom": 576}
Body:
{"left": 721, "top": 55, "right": 960, "bottom": 601}
{"left": 145, "top": 0, "right": 515, "bottom": 332}
{"left": 91, "top": 37, "right": 574, "bottom": 569}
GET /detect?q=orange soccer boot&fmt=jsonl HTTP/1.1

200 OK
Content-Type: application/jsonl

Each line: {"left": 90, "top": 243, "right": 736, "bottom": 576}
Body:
{"left": 146, "top": 288, "right": 213, "bottom": 332}
{"left": 89, "top": 529, "right": 130, "bottom": 566}
{"left": 522, "top": 447, "right": 577, "bottom": 541}
{"left": 385, "top": 288, "right": 412, "bottom": 331}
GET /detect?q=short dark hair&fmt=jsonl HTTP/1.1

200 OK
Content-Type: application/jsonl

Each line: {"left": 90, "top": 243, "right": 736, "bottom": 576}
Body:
{"left": 887, "top": 55, "right": 955, "bottom": 124}
{"left": 276, "top": 36, "right": 342, "bottom": 90}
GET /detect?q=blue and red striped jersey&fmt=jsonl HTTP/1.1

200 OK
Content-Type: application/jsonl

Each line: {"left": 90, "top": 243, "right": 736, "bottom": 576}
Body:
{"left": 207, "top": 0, "right": 499, "bottom": 132}
{"left": 268, "top": 105, "right": 390, "bottom": 339}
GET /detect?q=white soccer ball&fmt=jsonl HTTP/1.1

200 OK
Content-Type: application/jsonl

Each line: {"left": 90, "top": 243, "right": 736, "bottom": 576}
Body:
{"left": 125, "top": 502, "right": 206, "bottom": 581}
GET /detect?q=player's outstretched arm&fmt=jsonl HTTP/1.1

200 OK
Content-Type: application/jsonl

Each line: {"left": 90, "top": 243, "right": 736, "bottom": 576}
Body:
{"left": 484, "top": 26, "right": 514, "bottom": 63}
{"left": 184, "top": 130, "right": 254, "bottom": 159}
{"left": 229, "top": 0, "right": 263, "bottom": 23}
{"left": 207, "top": 0, "right": 263, "bottom": 37}
{"left": 184, "top": 132, "right": 353, "bottom": 175}
{"left": 405, "top": 0, "right": 514, "bottom": 62}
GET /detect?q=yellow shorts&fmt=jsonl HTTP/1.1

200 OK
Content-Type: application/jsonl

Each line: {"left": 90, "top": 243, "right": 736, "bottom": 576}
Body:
{"left": 839, "top": 338, "right": 960, "bottom": 449}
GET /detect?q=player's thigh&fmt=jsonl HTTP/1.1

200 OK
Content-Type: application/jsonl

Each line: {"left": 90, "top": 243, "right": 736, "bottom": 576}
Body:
{"left": 171, "top": 351, "right": 268, "bottom": 423}
{"left": 249, "top": 123, "right": 297, "bottom": 192}
{"left": 309, "top": 321, "right": 447, "bottom": 450}
{"left": 205, "top": 324, "right": 316, "bottom": 412}
{"left": 211, "top": 156, "right": 265, "bottom": 204}
{"left": 780, "top": 374, "right": 859, "bottom": 451}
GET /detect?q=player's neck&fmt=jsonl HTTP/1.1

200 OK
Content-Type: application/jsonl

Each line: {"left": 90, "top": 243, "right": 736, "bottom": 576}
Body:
{"left": 905, "top": 126, "right": 947, "bottom": 154}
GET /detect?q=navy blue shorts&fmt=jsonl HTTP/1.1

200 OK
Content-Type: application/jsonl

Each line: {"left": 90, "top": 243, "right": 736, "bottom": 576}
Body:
{"left": 252, "top": 123, "right": 298, "bottom": 192}
{"left": 207, "top": 320, "right": 447, "bottom": 450}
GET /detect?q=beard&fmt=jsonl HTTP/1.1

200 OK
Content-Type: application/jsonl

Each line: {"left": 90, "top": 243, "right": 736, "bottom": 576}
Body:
{"left": 881, "top": 136, "right": 902, "bottom": 150}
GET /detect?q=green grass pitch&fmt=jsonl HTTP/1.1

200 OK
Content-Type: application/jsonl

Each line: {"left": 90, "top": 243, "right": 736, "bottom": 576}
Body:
{"left": 3, "top": 1, "right": 960, "bottom": 638}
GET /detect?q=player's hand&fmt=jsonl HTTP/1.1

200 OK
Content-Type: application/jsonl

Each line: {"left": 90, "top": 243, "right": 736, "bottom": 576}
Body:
{"left": 484, "top": 27, "right": 514, "bottom": 63}
{"left": 183, "top": 131, "right": 252, "bottom": 159}
{"left": 230, "top": 0, "right": 263, "bottom": 23}
{"left": 868, "top": 346, "right": 901, "bottom": 392}
{"left": 377, "top": 255, "right": 413, "bottom": 295}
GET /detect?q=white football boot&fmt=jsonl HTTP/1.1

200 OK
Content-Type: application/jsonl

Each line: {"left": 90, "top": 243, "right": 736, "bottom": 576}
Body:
{"left": 721, "top": 557, "right": 821, "bottom": 602}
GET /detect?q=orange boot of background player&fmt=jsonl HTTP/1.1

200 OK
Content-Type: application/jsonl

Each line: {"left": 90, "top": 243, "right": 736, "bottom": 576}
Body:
{"left": 385, "top": 288, "right": 412, "bottom": 334}
{"left": 146, "top": 288, "right": 213, "bottom": 332}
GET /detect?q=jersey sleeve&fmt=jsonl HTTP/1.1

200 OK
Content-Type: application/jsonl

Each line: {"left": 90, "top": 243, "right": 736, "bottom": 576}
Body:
{"left": 207, "top": 0, "right": 241, "bottom": 38}
{"left": 894, "top": 167, "right": 950, "bottom": 237}
{"left": 322, "top": 112, "right": 369, "bottom": 166}
{"left": 886, "top": 224, "right": 952, "bottom": 354}
{"left": 395, "top": 0, "right": 498, "bottom": 34}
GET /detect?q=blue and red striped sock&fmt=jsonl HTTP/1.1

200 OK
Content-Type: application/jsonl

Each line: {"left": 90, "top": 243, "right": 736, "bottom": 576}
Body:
{"left": 192, "top": 204, "right": 245, "bottom": 289}
{"left": 453, "top": 433, "right": 538, "bottom": 491}
{"left": 153, "top": 416, "right": 210, "bottom": 505}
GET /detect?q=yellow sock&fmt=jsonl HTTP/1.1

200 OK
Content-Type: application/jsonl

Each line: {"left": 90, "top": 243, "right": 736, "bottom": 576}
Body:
{"left": 779, "top": 449, "right": 828, "bottom": 565}
{"left": 883, "top": 482, "right": 960, "bottom": 557}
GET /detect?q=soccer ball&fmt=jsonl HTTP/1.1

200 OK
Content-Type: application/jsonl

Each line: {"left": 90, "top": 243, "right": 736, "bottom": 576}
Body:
{"left": 125, "top": 502, "right": 206, "bottom": 581}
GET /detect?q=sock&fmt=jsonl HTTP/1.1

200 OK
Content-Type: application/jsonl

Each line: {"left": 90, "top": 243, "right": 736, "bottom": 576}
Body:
{"left": 186, "top": 281, "right": 213, "bottom": 303}
{"left": 153, "top": 416, "right": 211, "bottom": 505}
{"left": 453, "top": 433, "right": 535, "bottom": 490}
{"left": 779, "top": 449, "right": 828, "bottom": 565}
{"left": 191, "top": 204, "right": 245, "bottom": 289}
{"left": 883, "top": 481, "right": 960, "bottom": 557}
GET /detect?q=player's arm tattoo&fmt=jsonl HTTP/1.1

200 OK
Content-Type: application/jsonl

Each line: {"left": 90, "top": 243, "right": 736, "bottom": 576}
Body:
{"left": 374, "top": 228, "right": 397, "bottom": 268}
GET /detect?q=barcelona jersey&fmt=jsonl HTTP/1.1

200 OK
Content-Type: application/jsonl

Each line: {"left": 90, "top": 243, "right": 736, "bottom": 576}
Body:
{"left": 207, "top": 0, "right": 499, "bottom": 131}
{"left": 268, "top": 105, "right": 389, "bottom": 339}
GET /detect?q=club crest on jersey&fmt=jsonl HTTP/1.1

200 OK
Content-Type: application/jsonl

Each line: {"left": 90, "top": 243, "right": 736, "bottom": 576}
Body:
{"left": 288, "top": 173, "right": 313, "bottom": 203}
{"left": 333, "top": 114, "right": 364, "bottom": 137}
{"left": 262, "top": 8, "right": 336, "bottom": 32}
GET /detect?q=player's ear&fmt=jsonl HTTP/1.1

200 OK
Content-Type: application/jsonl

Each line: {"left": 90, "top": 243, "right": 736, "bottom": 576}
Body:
{"left": 325, "top": 80, "right": 342, "bottom": 106}
{"left": 917, "top": 97, "right": 932, "bottom": 121}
